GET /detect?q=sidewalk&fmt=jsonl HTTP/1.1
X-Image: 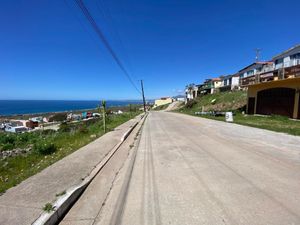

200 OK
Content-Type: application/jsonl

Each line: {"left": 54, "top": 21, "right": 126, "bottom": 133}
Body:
{"left": 0, "top": 115, "right": 143, "bottom": 225}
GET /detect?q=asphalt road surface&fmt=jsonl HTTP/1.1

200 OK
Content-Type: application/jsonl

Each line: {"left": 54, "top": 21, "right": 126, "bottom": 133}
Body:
{"left": 62, "top": 111, "right": 300, "bottom": 225}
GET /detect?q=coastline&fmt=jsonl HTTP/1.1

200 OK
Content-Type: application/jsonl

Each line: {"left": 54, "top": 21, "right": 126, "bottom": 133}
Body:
{"left": 0, "top": 104, "right": 142, "bottom": 120}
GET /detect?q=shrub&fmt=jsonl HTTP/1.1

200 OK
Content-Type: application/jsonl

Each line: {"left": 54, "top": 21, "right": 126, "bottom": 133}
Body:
{"left": 185, "top": 99, "right": 197, "bottom": 109}
{"left": 41, "top": 129, "right": 56, "bottom": 135}
{"left": 48, "top": 113, "right": 67, "bottom": 122}
{"left": 59, "top": 122, "right": 71, "bottom": 132}
{"left": 0, "top": 134, "right": 16, "bottom": 145}
{"left": 2, "top": 143, "right": 14, "bottom": 151}
{"left": 34, "top": 141, "right": 57, "bottom": 155}
{"left": 78, "top": 125, "right": 88, "bottom": 134}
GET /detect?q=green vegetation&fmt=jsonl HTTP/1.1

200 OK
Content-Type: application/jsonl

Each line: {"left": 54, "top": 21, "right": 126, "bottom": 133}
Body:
{"left": 152, "top": 103, "right": 171, "bottom": 111}
{"left": 56, "top": 190, "right": 66, "bottom": 197}
{"left": 177, "top": 91, "right": 300, "bottom": 136}
{"left": 43, "top": 203, "right": 54, "bottom": 212}
{"left": 0, "top": 112, "right": 140, "bottom": 193}
{"left": 179, "top": 91, "right": 247, "bottom": 114}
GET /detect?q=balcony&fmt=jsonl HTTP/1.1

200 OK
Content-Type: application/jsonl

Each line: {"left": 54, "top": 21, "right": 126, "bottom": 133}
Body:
{"left": 275, "top": 59, "right": 300, "bottom": 69}
{"left": 240, "top": 75, "right": 256, "bottom": 87}
{"left": 241, "top": 62, "right": 300, "bottom": 87}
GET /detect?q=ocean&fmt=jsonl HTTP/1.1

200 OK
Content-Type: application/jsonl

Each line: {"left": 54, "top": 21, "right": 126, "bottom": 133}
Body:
{"left": 0, "top": 100, "right": 144, "bottom": 116}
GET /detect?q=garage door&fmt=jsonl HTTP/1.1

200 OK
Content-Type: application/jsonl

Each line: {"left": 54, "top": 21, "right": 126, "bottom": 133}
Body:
{"left": 298, "top": 94, "right": 300, "bottom": 119}
{"left": 256, "top": 87, "right": 295, "bottom": 117}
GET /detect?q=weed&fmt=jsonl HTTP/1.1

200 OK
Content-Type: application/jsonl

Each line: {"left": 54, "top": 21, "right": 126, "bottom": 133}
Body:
{"left": 33, "top": 142, "right": 57, "bottom": 155}
{"left": 56, "top": 190, "right": 66, "bottom": 197}
{"left": 43, "top": 203, "right": 54, "bottom": 212}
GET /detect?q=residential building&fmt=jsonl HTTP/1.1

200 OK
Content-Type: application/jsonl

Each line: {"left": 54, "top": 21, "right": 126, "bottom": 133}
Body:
{"left": 154, "top": 97, "right": 173, "bottom": 108}
{"left": 273, "top": 44, "right": 300, "bottom": 70}
{"left": 211, "top": 78, "right": 222, "bottom": 93}
{"left": 247, "top": 77, "right": 300, "bottom": 119}
{"left": 241, "top": 44, "right": 300, "bottom": 88}
{"left": 239, "top": 62, "right": 273, "bottom": 87}
{"left": 5, "top": 124, "right": 28, "bottom": 133}
{"left": 246, "top": 44, "right": 300, "bottom": 118}
{"left": 201, "top": 79, "right": 213, "bottom": 94}
{"left": 185, "top": 84, "right": 199, "bottom": 101}
{"left": 220, "top": 74, "right": 240, "bottom": 92}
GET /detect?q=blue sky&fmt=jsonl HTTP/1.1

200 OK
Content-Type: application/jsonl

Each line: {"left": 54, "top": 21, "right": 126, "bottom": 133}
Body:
{"left": 1, "top": 0, "right": 300, "bottom": 100}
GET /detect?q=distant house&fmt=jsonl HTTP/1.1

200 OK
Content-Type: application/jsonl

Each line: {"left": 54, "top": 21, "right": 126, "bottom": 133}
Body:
{"left": 82, "top": 112, "right": 93, "bottom": 119}
{"left": 5, "top": 124, "right": 28, "bottom": 133}
{"left": 29, "top": 117, "right": 43, "bottom": 123}
{"left": 185, "top": 84, "right": 199, "bottom": 101}
{"left": 220, "top": 74, "right": 240, "bottom": 92}
{"left": 211, "top": 78, "right": 222, "bottom": 93}
{"left": 26, "top": 120, "right": 39, "bottom": 129}
{"left": 172, "top": 95, "right": 185, "bottom": 102}
{"left": 201, "top": 79, "right": 213, "bottom": 94}
{"left": 154, "top": 97, "right": 173, "bottom": 107}
{"left": 92, "top": 113, "right": 101, "bottom": 117}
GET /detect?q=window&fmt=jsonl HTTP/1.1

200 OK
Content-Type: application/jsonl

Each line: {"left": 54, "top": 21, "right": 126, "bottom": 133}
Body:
{"left": 290, "top": 53, "right": 300, "bottom": 60}
{"left": 275, "top": 58, "right": 283, "bottom": 65}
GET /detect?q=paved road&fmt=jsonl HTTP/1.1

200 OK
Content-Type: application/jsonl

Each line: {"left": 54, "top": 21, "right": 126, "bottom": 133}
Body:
{"left": 63, "top": 112, "right": 300, "bottom": 225}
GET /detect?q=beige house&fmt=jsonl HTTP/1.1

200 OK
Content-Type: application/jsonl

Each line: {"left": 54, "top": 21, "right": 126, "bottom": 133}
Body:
{"left": 212, "top": 78, "right": 222, "bottom": 88}
{"left": 247, "top": 77, "right": 300, "bottom": 119}
{"left": 154, "top": 97, "right": 173, "bottom": 108}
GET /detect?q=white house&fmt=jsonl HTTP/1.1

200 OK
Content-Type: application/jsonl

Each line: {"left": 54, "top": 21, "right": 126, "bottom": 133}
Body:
{"left": 273, "top": 44, "right": 300, "bottom": 69}
{"left": 239, "top": 62, "right": 273, "bottom": 79}
{"left": 220, "top": 74, "right": 240, "bottom": 92}
{"left": 5, "top": 124, "right": 28, "bottom": 133}
{"left": 185, "top": 84, "right": 199, "bottom": 101}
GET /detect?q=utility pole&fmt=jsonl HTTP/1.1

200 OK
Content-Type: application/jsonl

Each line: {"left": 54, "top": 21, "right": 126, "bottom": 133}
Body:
{"left": 140, "top": 80, "right": 146, "bottom": 112}
{"left": 102, "top": 100, "right": 106, "bottom": 133}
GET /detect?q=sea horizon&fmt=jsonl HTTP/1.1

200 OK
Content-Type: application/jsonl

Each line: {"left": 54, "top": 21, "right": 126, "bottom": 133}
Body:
{"left": 0, "top": 99, "right": 148, "bottom": 116}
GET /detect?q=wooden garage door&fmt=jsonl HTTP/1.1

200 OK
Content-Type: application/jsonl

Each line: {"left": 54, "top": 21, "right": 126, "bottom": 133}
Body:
{"left": 298, "top": 94, "right": 300, "bottom": 119}
{"left": 256, "top": 88, "right": 295, "bottom": 117}
{"left": 247, "top": 97, "right": 255, "bottom": 115}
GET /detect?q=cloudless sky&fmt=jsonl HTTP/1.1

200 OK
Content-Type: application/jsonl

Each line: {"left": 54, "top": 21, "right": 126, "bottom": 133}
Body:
{"left": 1, "top": 0, "right": 300, "bottom": 100}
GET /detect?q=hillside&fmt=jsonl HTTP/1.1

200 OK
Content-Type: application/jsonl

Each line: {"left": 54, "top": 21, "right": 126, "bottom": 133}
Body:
{"left": 180, "top": 91, "right": 247, "bottom": 114}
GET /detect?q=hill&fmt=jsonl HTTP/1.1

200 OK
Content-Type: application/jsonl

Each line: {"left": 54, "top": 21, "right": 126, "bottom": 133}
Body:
{"left": 180, "top": 91, "right": 247, "bottom": 114}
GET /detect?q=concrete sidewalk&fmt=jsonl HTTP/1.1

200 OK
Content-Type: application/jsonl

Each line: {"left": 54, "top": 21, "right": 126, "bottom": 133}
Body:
{"left": 0, "top": 115, "right": 143, "bottom": 225}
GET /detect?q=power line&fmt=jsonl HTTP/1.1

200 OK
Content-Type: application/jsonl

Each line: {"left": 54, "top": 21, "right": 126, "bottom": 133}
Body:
{"left": 95, "top": 0, "right": 136, "bottom": 80}
{"left": 73, "top": 0, "right": 141, "bottom": 94}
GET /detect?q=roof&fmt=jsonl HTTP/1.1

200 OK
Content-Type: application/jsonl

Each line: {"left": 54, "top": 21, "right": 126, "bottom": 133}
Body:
{"left": 222, "top": 74, "right": 238, "bottom": 79}
{"left": 160, "top": 97, "right": 171, "bottom": 100}
{"left": 212, "top": 78, "right": 221, "bottom": 81}
{"left": 272, "top": 44, "right": 300, "bottom": 60}
{"left": 238, "top": 61, "right": 272, "bottom": 73}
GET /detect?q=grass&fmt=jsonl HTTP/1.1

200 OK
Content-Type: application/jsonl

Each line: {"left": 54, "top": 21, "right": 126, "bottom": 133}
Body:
{"left": 181, "top": 91, "right": 247, "bottom": 114}
{"left": 0, "top": 112, "right": 140, "bottom": 194}
{"left": 152, "top": 103, "right": 171, "bottom": 111}
{"left": 177, "top": 91, "right": 300, "bottom": 136}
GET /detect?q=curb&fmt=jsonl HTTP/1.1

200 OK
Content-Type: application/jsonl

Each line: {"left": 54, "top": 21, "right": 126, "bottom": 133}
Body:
{"left": 32, "top": 115, "right": 143, "bottom": 225}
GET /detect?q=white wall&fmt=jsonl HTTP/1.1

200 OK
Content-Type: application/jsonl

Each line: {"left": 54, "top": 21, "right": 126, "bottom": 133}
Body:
{"left": 232, "top": 76, "right": 240, "bottom": 86}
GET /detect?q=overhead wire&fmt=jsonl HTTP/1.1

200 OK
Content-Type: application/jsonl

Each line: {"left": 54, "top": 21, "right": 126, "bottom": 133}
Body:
{"left": 95, "top": 0, "right": 136, "bottom": 80}
{"left": 73, "top": 0, "right": 141, "bottom": 94}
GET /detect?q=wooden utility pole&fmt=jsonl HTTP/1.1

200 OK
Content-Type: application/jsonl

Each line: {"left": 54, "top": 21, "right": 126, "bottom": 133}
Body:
{"left": 140, "top": 80, "right": 146, "bottom": 112}
{"left": 102, "top": 100, "right": 106, "bottom": 133}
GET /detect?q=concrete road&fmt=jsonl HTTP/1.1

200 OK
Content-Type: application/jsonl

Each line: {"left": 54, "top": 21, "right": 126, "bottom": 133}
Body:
{"left": 63, "top": 112, "right": 300, "bottom": 225}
